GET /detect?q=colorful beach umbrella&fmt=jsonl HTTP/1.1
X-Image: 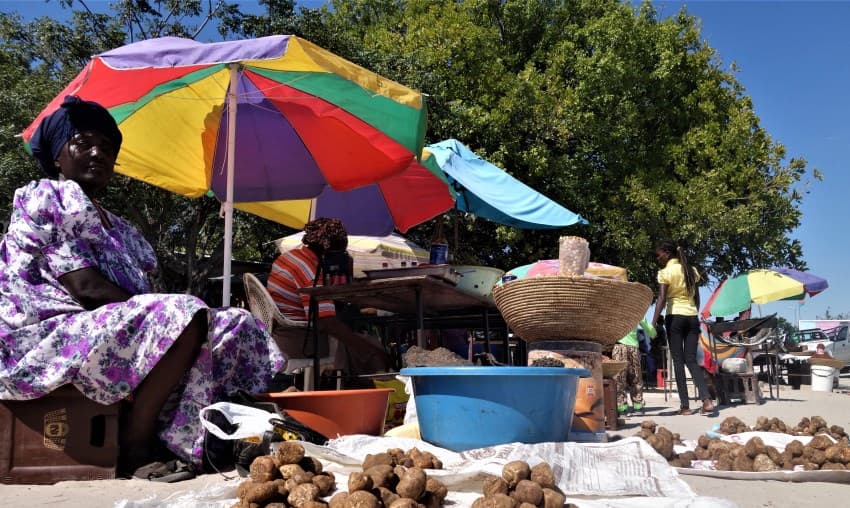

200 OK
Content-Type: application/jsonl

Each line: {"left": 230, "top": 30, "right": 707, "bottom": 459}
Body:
{"left": 701, "top": 268, "right": 828, "bottom": 318}
{"left": 21, "top": 35, "right": 428, "bottom": 305}
{"left": 421, "top": 139, "right": 587, "bottom": 229}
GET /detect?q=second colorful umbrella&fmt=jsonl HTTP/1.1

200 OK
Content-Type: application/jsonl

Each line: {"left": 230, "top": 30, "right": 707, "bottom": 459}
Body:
{"left": 701, "top": 268, "right": 828, "bottom": 318}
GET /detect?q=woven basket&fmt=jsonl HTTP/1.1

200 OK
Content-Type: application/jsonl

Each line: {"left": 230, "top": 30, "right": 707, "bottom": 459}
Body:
{"left": 492, "top": 276, "right": 653, "bottom": 345}
{"left": 602, "top": 361, "right": 628, "bottom": 378}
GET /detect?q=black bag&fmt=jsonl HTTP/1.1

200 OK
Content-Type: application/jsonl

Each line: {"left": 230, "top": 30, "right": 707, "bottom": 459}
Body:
{"left": 202, "top": 391, "right": 329, "bottom": 475}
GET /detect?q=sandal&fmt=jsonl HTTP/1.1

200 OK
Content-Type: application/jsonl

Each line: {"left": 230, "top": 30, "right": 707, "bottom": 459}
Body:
{"left": 700, "top": 399, "right": 716, "bottom": 416}
{"left": 133, "top": 459, "right": 196, "bottom": 483}
{"left": 676, "top": 407, "right": 694, "bottom": 416}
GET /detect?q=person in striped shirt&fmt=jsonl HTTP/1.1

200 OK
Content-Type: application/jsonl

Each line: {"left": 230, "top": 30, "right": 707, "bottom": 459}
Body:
{"left": 267, "top": 218, "right": 390, "bottom": 375}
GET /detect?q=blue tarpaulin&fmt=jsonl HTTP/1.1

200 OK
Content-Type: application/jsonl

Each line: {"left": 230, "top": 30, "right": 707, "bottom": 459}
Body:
{"left": 424, "top": 139, "right": 587, "bottom": 229}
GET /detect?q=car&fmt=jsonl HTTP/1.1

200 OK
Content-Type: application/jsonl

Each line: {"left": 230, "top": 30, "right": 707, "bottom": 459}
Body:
{"left": 793, "top": 326, "right": 850, "bottom": 370}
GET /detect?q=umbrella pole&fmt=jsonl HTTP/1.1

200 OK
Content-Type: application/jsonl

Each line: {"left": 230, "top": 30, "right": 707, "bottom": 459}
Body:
{"left": 222, "top": 63, "right": 238, "bottom": 307}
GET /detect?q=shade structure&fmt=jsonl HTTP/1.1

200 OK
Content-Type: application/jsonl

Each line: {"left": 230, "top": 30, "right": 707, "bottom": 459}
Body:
{"left": 421, "top": 139, "right": 586, "bottom": 229}
{"left": 22, "top": 35, "right": 429, "bottom": 305}
{"left": 237, "top": 157, "right": 453, "bottom": 236}
{"left": 701, "top": 268, "right": 829, "bottom": 318}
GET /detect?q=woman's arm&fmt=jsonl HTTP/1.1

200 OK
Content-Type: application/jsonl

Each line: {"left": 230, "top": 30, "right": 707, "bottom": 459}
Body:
{"left": 59, "top": 267, "right": 132, "bottom": 310}
{"left": 651, "top": 283, "right": 669, "bottom": 327}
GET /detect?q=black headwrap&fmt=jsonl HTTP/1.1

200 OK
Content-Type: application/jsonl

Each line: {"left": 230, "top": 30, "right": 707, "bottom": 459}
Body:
{"left": 30, "top": 96, "right": 123, "bottom": 178}
{"left": 302, "top": 218, "right": 348, "bottom": 252}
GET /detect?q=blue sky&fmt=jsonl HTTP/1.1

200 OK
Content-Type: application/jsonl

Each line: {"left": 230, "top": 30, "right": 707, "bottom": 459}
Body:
{"left": 3, "top": 0, "right": 846, "bottom": 325}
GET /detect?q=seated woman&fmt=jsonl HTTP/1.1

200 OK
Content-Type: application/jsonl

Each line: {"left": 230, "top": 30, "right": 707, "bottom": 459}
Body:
{"left": 267, "top": 217, "right": 390, "bottom": 376}
{"left": 0, "top": 96, "right": 285, "bottom": 476}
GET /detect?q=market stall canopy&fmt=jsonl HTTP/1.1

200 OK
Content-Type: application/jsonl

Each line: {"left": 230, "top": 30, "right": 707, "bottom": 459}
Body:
{"left": 22, "top": 35, "right": 429, "bottom": 305}
{"left": 276, "top": 232, "right": 429, "bottom": 277}
{"left": 422, "top": 139, "right": 587, "bottom": 229}
{"left": 701, "top": 268, "right": 829, "bottom": 319}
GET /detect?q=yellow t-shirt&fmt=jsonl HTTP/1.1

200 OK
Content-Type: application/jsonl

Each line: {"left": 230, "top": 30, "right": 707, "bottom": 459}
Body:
{"left": 657, "top": 259, "right": 700, "bottom": 316}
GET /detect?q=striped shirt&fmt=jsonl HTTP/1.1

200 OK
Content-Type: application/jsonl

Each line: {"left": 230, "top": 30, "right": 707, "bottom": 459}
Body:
{"left": 267, "top": 246, "right": 336, "bottom": 322}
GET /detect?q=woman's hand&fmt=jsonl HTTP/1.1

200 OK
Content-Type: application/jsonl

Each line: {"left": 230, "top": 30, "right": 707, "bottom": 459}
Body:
{"left": 59, "top": 267, "right": 132, "bottom": 310}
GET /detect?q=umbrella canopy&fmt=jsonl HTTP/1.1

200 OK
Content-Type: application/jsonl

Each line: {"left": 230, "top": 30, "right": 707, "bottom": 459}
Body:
{"left": 421, "top": 139, "right": 587, "bottom": 229}
{"left": 701, "top": 268, "right": 829, "bottom": 318}
{"left": 502, "top": 259, "right": 628, "bottom": 281}
{"left": 22, "top": 35, "right": 429, "bottom": 305}
{"left": 238, "top": 157, "right": 453, "bottom": 236}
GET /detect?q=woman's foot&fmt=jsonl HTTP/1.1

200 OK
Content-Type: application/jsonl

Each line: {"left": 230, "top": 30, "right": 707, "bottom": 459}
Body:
{"left": 676, "top": 407, "right": 694, "bottom": 416}
{"left": 700, "top": 399, "right": 716, "bottom": 416}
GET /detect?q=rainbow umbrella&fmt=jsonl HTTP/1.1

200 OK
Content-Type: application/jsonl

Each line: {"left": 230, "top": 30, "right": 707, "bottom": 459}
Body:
{"left": 701, "top": 268, "right": 828, "bottom": 318}
{"left": 21, "top": 36, "right": 429, "bottom": 305}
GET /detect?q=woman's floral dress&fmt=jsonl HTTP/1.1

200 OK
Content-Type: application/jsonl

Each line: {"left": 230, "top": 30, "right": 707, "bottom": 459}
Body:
{"left": 0, "top": 179, "right": 285, "bottom": 468}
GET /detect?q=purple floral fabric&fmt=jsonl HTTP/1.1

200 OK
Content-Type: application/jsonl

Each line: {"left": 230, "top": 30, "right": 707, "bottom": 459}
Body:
{"left": 0, "top": 179, "right": 285, "bottom": 468}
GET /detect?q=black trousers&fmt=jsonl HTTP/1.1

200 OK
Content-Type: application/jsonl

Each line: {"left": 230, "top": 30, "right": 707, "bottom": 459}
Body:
{"left": 666, "top": 314, "right": 710, "bottom": 406}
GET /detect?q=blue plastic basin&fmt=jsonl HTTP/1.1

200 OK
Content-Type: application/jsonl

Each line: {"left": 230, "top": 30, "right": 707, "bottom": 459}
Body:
{"left": 400, "top": 366, "right": 588, "bottom": 451}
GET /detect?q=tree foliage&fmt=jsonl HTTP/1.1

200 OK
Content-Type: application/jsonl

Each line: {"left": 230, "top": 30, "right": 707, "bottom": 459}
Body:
{"left": 0, "top": 0, "right": 819, "bottom": 299}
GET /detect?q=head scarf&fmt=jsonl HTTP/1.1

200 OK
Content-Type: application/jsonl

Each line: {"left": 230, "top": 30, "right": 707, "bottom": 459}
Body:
{"left": 302, "top": 218, "right": 348, "bottom": 252}
{"left": 30, "top": 96, "right": 123, "bottom": 178}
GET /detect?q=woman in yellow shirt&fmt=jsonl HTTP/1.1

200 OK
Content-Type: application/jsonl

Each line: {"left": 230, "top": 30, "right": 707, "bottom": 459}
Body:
{"left": 650, "top": 240, "right": 715, "bottom": 416}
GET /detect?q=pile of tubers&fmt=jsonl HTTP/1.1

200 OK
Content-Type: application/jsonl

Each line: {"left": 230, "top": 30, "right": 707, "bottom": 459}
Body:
{"left": 636, "top": 419, "right": 850, "bottom": 472}
{"left": 471, "top": 460, "right": 574, "bottom": 508}
{"left": 716, "top": 415, "right": 848, "bottom": 441}
{"left": 329, "top": 448, "right": 448, "bottom": 508}
{"left": 235, "top": 441, "right": 336, "bottom": 507}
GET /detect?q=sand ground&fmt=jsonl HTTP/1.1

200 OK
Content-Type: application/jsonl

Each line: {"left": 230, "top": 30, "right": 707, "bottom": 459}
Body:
{"left": 3, "top": 378, "right": 850, "bottom": 508}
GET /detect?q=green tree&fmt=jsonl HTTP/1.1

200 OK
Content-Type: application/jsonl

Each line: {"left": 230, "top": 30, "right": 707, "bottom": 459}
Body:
{"left": 0, "top": 0, "right": 821, "bottom": 301}
{"left": 295, "top": 0, "right": 818, "bottom": 290}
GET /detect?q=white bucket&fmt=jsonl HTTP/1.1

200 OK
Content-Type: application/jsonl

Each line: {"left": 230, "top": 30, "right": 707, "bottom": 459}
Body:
{"left": 811, "top": 365, "right": 835, "bottom": 392}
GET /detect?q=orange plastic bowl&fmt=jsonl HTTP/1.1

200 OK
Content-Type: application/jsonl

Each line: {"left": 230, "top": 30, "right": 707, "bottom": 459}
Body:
{"left": 256, "top": 388, "right": 394, "bottom": 438}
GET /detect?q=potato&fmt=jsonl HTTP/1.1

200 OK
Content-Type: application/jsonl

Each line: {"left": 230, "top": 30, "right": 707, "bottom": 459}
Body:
{"left": 396, "top": 467, "right": 427, "bottom": 501}
{"left": 276, "top": 442, "right": 306, "bottom": 465}
{"left": 280, "top": 463, "right": 307, "bottom": 480}
{"left": 237, "top": 479, "right": 255, "bottom": 499}
{"left": 786, "top": 440, "right": 805, "bottom": 457}
{"left": 242, "top": 481, "right": 280, "bottom": 505}
{"left": 530, "top": 462, "right": 556, "bottom": 489}
{"left": 715, "top": 456, "right": 733, "bottom": 471}
{"left": 362, "top": 453, "right": 393, "bottom": 471}
{"left": 809, "top": 435, "right": 834, "bottom": 451}
{"left": 301, "top": 503, "right": 329, "bottom": 508}
{"left": 425, "top": 477, "right": 448, "bottom": 503}
{"left": 732, "top": 455, "right": 753, "bottom": 472}
{"left": 822, "top": 462, "right": 846, "bottom": 470}
{"left": 364, "top": 464, "right": 398, "bottom": 490}
{"left": 342, "top": 490, "right": 380, "bottom": 508}
{"left": 420, "top": 492, "right": 443, "bottom": 508}
{"left": 765, "top": 446, "right": 783, "bottom": 466}
{"left": 502, "top": 461, "right": 531, "bottom": 489}
{"left": 289, "top": 483, "right": 321, "bottom": 507}
{"left": 300, "top": 456, "right": 324, "bottom": 474}
{"left": 249, "top": 456, "right": 279, "bottom": 483}
{"left": 376, "top": 486, "right": 400, "bottom": 507}
{"left": 511, "top": 480, "right": 543, "bottom": 506}
{"left": 541, "top": 487, "right": 566, "bottom": 508}
{"left": 347, "top": 472, "right": 374, "bottom": 492}
{"left": 483, "top": 476, "right": 510, "bottom": 497}
{"left": 388, "top": 498, "right": 419, "bottom": 508}
{"left": 329, "top": 492, "right": 349, "bottom": 508}
{"left": 744, "top": 437, "right": 767, "bottom": 459}
{"left": 640, "top": 420, "right": 657, "bottom": 433}
{"left": 752, "top": 454, "right": 779, "bottom": 472}
{"left": 472, "top": 493, "right": 516, "bottom": 508}
{"left": 312, "top": 474, "right": 336, "bottom": 497}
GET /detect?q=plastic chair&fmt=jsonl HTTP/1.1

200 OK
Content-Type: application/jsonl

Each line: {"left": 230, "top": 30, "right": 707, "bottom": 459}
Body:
{"left": 243, "top": 273, "right": 342, "bottom": 390}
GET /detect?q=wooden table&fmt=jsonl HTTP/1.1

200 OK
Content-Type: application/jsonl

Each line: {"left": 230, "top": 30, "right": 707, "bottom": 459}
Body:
{"left": 299, "top": 275, "right": 500, "bottom": 386}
